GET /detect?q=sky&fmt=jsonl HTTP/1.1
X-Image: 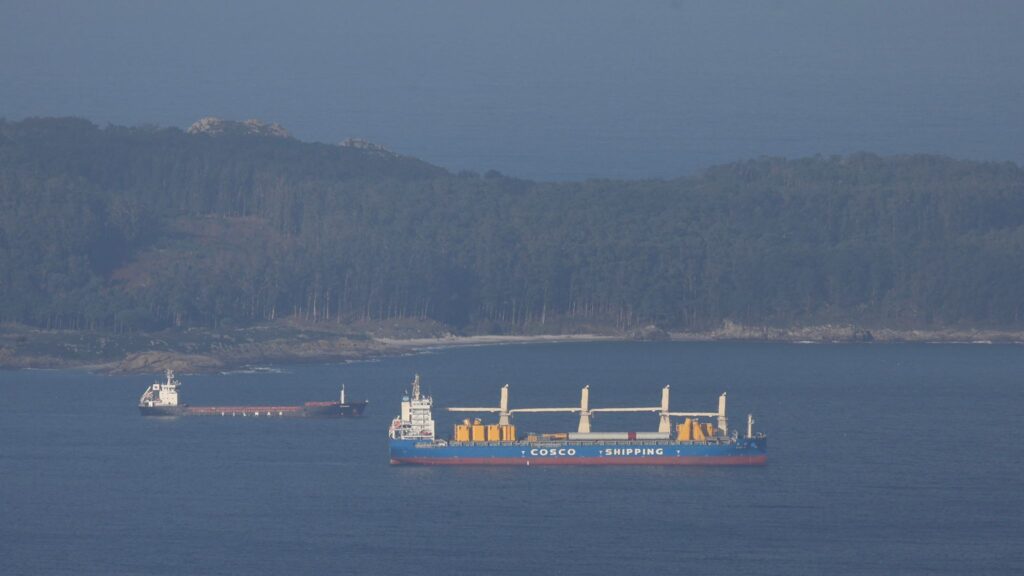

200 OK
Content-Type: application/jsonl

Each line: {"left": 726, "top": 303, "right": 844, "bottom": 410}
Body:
{"left": 1, "top": 0, "right": 1022, "bottom": 180}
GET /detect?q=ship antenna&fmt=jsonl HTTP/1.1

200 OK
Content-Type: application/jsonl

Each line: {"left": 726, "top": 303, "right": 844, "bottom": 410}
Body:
{"left": 412, "top": 373, "right": 421, "bottom": 401}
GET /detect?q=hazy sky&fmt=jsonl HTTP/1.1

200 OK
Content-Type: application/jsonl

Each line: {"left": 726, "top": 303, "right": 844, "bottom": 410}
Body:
{"left": 2, "top": 1, "right": 1022, "bottom": 180}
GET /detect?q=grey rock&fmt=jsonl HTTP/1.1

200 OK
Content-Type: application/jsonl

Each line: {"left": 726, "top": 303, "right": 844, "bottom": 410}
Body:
{"left": 187, "top": 117, "right": 292, "bottom": 138}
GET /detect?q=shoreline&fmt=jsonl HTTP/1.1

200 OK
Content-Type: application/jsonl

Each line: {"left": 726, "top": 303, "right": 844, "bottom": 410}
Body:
{"left": 375, "top": 333, "right": 621, "bottom": 349}
{"left": 3, "top": 324, "right": 1024, "bottom": 375}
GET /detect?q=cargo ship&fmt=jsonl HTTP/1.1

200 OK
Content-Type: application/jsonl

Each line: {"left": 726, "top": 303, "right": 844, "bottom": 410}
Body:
{"left": 388, "top": 375, "right": 766, "bottom": 466}
{"left": 138, "top": 369, "right": 368, "bottom": 418}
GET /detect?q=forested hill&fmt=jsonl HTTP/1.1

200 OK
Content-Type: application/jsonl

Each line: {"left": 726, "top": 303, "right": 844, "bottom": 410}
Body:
{"left": 2, "top": 117, "right": 1023, "bottom": 334}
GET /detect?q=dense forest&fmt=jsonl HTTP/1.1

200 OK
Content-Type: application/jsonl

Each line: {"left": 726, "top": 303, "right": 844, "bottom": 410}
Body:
{"left": 2, "top": 117, "right": 1023, "bottom": 334}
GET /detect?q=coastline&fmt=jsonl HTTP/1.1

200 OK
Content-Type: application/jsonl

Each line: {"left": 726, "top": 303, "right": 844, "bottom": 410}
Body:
{"left": 2, "top": 322, "right": 1022, "bottom": 375}
{"left": 375, "top": 333, "right": 621, "bottom": 349}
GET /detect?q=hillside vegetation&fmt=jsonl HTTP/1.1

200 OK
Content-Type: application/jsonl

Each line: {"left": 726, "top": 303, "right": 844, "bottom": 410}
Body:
{"left": 2, "top": 117, "right": 1023, "bottom": 334}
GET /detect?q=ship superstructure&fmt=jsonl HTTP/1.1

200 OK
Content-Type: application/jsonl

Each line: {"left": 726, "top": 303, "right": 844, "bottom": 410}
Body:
{"left": 388, "top": 374, "right": 436, "bottom": 441}
{"left": 138, "top": 369, "right": 185, "bottom": 416}
{"left": 388, "top": 375, "right": 766, "bottom": 466}
{"left": 138, "top": 370, "right": 367, "bottom": 418}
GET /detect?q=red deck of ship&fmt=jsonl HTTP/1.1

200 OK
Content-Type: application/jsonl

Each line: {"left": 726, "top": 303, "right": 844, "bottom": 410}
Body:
{"left": 183, "top": 406, "right": 305, "bottom": 417}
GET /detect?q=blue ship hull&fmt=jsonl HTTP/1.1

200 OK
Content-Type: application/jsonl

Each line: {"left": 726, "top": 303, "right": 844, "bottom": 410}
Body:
{"left": 389, "top": 437, "right": 767, "bottom": 466}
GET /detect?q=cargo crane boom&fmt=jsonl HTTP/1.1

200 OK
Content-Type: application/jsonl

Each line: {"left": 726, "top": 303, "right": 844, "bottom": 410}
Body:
{"left": 447, "top": 383, "right": 728, "bottom": 435}
{"left": 448, "top": 384, "right": 513, "bottom": 425}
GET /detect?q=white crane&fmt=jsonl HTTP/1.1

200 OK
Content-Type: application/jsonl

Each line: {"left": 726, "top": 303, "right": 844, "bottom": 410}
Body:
{"left": 448, "top": 384, "right": 729, "bottom": 434}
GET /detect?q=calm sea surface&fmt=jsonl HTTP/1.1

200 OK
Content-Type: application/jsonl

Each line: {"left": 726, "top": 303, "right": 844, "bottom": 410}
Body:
{"left": 1, "top": 342, "right": 1022, "bottom": 575}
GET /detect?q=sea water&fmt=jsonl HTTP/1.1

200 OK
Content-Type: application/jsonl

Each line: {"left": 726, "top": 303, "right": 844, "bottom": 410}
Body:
{"left": 1, "top": 342, "right": 1021, "bottom": 575}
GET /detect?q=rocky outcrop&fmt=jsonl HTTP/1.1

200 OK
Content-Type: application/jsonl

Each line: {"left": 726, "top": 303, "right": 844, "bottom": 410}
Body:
{"left": 187, "top": 117, "right": 291, "bottom": 138}
{"left": 631, "top": 325, "right": 671, "bottom": 341}
{"left": 671, "top": 321, "right": 876, "bottom": 342}
{"left": 339, "top": 138, "right": 397, "bottom": 157}
{"left": 106, "top": 351, "right": 225, "bottom": 374}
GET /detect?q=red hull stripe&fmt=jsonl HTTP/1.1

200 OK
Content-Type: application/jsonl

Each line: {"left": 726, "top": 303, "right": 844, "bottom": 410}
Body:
{"left": 183, "top": 407, "right": 304, "bottom": 415}
{"left": 391, "top": 455, "right": 767, "bottom": 466}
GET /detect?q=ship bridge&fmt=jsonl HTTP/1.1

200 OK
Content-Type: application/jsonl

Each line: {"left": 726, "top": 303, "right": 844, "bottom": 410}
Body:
{"left": 390, "top": 374, "right": 436, "bottom": 440}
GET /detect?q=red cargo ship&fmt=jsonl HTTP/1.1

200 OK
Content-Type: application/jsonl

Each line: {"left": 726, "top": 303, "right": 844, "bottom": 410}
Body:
{"left": 138, "top": 370, "right": 367, "bottom": 418}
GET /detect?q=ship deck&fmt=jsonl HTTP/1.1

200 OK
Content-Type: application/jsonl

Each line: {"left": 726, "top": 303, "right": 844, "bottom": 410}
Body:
{"left": 182, "top": 406, "right": 306, "bottom": 417}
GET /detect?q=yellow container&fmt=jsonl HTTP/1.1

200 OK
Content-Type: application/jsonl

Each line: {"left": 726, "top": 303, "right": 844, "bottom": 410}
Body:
{"left": 471, "top": 424, "right": 486, "bottom": 442}
{"left": 676, "top": 419, "right": 692, "bottom": 442}
{"left": 486, "top": 424, "right": 501, "bottom": 441}
{"left": 502, "top": 425, "right": 516, "bottom": 441}
{"left": 692, "top": 421, "right": 706, "bottom": 441}
{"left": 704, "top": 423, "right": 716, "bottom": 437}
{"left": 454, "top": 424, "right": 470, "bottom": 442}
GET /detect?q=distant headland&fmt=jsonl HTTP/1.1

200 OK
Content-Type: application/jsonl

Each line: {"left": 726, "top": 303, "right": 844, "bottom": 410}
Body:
{"left": 1, "top": 117, "right": 1023, "bottom": 372}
